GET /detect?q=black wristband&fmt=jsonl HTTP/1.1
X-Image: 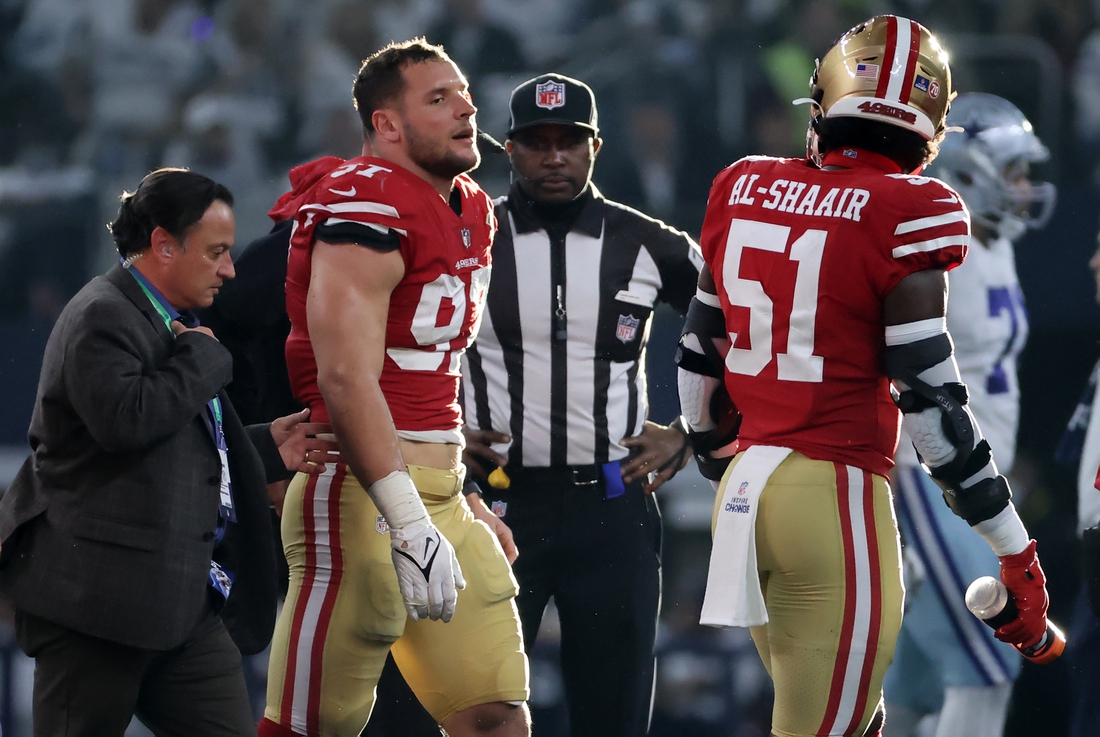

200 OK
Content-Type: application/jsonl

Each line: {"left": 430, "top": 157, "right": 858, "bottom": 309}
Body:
{"left": 463, "top": 479, "right": 484, "bottom": 498}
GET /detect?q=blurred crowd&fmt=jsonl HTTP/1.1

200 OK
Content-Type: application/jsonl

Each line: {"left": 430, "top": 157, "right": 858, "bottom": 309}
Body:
{"left": 2, "top": 0, "right": 1100, "bottom": 321}
{"left": 2, "top": 0, "right": 1100, "bottom": 735}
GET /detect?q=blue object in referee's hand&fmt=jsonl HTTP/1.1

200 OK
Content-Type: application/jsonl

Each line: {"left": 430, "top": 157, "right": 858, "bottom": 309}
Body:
{"left": 602, "top": 461, "right": 625, "bottom": 499}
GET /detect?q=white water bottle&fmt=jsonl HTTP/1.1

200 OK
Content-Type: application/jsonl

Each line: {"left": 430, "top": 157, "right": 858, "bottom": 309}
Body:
{"left": 965, "top": 576, "right": 1065, "bottom": 664}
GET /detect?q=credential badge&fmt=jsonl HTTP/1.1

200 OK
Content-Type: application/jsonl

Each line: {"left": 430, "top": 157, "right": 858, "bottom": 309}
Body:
{"left": 536, "top": 80, "right": 566, "bottom": 110}
{"left": 616, "top": 314, "right": 640, "bottom": 343}
{"left": 491, "top": 500, "right": 508, "bottom": 518}
{"left": 461, "top": 228, "right": 472, "bottom": 248}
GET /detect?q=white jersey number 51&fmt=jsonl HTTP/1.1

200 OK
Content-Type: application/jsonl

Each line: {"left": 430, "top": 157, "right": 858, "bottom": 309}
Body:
{"left": 722, "top": 218, "right": 826, "bottom": 383}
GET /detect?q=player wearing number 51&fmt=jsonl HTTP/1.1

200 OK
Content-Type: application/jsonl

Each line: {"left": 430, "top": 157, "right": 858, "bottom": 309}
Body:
{"left": 678, "top": 16, "right": 1056, "bottom": 737}
{"left": 259, "top": 39, "right": 529, "bottom": 737}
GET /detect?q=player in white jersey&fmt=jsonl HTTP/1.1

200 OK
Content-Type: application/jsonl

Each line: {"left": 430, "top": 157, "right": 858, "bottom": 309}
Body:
{"left": 884, "top": 93, "right": 1056, "bottom": 737}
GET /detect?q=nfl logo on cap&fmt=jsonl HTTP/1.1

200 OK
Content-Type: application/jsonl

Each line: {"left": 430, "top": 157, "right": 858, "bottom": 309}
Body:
{"left": 508, "top": 73, "right": 599, "bottom": 137}
{"left": 536, "top": 80, "right": 565, "bottom": 110}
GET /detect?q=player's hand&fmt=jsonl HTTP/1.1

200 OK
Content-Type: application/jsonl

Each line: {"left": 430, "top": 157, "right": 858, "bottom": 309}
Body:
{"left": 389, "top": 521, "right": 466, "bottom": 622}
{"left": 997, "top": 539, "right": 1050, "bottom": 648}
{"left": 270, "top": 409, "right": 341, "bottom": 474}
{"left": 467, "top": 492, "right": 518, "bottom": 564}
{"left": 462, "top": 427, "right": 510, "bottom": 482}
{"left": 620, "top": 421, "right": 690, "bottom": 494}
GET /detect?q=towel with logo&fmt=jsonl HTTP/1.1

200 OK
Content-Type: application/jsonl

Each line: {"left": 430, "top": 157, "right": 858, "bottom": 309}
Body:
{"left": 700, "top": 445, "right": 793, "bottom": 628}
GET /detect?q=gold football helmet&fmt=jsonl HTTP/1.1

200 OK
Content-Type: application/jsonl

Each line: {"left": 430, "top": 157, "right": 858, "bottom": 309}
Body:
{"left": 796, "top": 15, "right": 953, "bottom": 142}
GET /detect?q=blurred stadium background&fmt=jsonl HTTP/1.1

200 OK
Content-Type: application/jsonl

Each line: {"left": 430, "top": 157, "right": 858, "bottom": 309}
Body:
{"left": 0, "top": 0, "right": 1099, "bottom": 734}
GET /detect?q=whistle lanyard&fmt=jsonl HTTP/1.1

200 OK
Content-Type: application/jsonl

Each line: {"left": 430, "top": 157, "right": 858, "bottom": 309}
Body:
{"left": 127, "top": 265, "right": 237, "bottom": 529}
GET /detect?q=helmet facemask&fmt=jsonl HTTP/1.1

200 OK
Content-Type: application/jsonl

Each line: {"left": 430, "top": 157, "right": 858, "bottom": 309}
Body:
{"left": 929, "top": 92, "right": 1057, "bottom": 241}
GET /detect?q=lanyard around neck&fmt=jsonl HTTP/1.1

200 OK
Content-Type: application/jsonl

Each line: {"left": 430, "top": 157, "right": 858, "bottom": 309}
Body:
{"left": 126, "top": 264, "right": 179, "bottom": 331}
{"left": 126, "top": 263, "right": 232, "bottom": 516}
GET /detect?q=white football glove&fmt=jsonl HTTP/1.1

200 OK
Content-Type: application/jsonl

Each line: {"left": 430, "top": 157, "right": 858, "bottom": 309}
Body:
{"left": 389, "top": 521, "right": 466, "bottom": 622}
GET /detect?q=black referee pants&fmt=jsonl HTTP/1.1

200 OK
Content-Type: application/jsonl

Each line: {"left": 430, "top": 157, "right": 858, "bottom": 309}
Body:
{"left": 483, "top": 467, "right": 662, "bottom": 737}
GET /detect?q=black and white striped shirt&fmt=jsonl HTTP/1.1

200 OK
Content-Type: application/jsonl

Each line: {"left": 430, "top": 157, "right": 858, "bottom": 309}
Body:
{"left": 462, "top": 182, "right": 702, "bottom": 468}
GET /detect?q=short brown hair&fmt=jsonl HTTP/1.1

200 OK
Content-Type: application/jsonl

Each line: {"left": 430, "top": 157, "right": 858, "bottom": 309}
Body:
{"left": 352, "top": 38, "right": 452, "bottom": 136}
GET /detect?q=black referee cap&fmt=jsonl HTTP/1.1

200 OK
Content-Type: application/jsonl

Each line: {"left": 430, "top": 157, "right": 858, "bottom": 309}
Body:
{"left": 507, "top": 73, "right": 599, "bottom": 137}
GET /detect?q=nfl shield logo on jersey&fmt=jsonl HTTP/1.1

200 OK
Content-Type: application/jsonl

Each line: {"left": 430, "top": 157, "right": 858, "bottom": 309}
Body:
{"left": 616, "top": 314, "right": 640, "bottom": 343}
{"left": 491, "top": 500, "right": 507, "bottom": 518}
{"left": 376, "top": 515, "right": 390, "bottom": 534}
{"left": 536, "top": 80, "right": 565, "bottom": 110}
{"left": 461, "top": 228, "right": 472, "bottom": 248}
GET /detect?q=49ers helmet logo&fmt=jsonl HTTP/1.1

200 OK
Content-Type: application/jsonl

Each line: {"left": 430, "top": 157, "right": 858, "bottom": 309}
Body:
{"left": 857, "top": 100, "right": 918, "bottom": 125}
{"left": 536, "top": 80, "right": 565, "bottom": 110}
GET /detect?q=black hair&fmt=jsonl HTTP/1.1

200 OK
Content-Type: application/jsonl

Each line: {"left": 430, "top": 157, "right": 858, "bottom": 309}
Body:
{"left": 352, "top": 38, "right": 452, "bottom": 136}
{"left": 108, "top": 168, "right": 233, "bottom": 258}
{"left": 816, "top": 116, "right": 943, "bottom": 173}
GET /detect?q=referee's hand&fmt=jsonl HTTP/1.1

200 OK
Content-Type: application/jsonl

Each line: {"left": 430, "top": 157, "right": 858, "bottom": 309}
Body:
{"left": 463, "top": 428, "right": 511, "bottom": 482}
{"left": 468, "top": 493, "right": 519, "bottom": 564}
{"left": 620, "top": 421, "right": 690, "bottom": 494}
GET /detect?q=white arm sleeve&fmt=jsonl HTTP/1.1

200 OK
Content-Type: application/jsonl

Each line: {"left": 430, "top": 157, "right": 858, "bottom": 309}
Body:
{"left": 677, "top": 341, "right": 721, "bottom": 434}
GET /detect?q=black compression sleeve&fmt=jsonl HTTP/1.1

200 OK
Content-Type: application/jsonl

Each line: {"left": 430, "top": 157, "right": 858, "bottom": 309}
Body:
{"left": 314, "top": 221, "right": 401, "bottom": 252}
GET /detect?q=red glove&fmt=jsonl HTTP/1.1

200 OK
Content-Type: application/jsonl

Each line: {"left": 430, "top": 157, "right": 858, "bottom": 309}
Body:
{"left": 996, "top": 539, "right": 1049, "bottom": 648}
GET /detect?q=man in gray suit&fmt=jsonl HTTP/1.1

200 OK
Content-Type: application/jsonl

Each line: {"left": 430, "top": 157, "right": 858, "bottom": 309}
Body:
{"left": 0, "top": 168, "right": 335, "bottom": 736}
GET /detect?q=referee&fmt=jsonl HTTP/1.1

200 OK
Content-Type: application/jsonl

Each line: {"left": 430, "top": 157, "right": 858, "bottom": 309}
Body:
{"left": 462, "top": 73, "right": 702, "bottom": 737}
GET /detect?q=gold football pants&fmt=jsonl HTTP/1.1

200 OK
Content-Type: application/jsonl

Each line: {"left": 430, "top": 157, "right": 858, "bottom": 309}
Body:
{"left": 714, "top": 452, "right": 904, "bottom": 736}
{"left": 264, "top": 464, "right": 529, "bottom": 736}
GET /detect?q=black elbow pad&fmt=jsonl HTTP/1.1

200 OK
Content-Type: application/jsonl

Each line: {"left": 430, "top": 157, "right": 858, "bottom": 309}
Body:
{"left": 938, "top": 473, "right": 1012, "bottom": 527}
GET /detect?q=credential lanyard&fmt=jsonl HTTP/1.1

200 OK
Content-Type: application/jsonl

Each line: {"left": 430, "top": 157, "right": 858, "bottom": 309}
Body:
{"left": 127, "top": 265, "right": 237, "bottom": 527}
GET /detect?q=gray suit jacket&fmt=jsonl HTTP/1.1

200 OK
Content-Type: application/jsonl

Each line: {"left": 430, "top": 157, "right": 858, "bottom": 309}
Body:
{"left": 0, "top": 264, "right": 281, "bottom": 653}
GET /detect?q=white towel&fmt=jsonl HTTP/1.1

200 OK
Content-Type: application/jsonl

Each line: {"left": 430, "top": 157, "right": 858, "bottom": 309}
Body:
{"left": 700, "top": 445, "right": 793, "bottom": 628}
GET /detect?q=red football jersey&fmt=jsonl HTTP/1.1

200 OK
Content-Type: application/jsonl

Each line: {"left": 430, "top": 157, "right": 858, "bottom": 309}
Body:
{"left": 700, "top": 148, "right": 968, "bottom": 475}
{"left": 282, "top": 156, "right": 494, "bottom": 443}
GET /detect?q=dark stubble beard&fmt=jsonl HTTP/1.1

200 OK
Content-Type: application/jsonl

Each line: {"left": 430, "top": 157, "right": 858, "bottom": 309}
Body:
{"left": 405, "top": 122, "right": 481, "bottom": 180}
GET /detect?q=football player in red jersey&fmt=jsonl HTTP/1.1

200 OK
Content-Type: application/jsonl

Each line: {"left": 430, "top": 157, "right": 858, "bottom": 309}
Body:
{"left": 677, "top": 16, "right": 1054, "bottom": 737}
{"left": 259, "top": 39, "right": 529, "bottom": 737}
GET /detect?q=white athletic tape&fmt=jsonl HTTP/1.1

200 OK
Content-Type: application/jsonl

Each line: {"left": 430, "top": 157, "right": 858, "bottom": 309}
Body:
{"left": 367, "top": 470, "right": 430, "bottom": 531}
